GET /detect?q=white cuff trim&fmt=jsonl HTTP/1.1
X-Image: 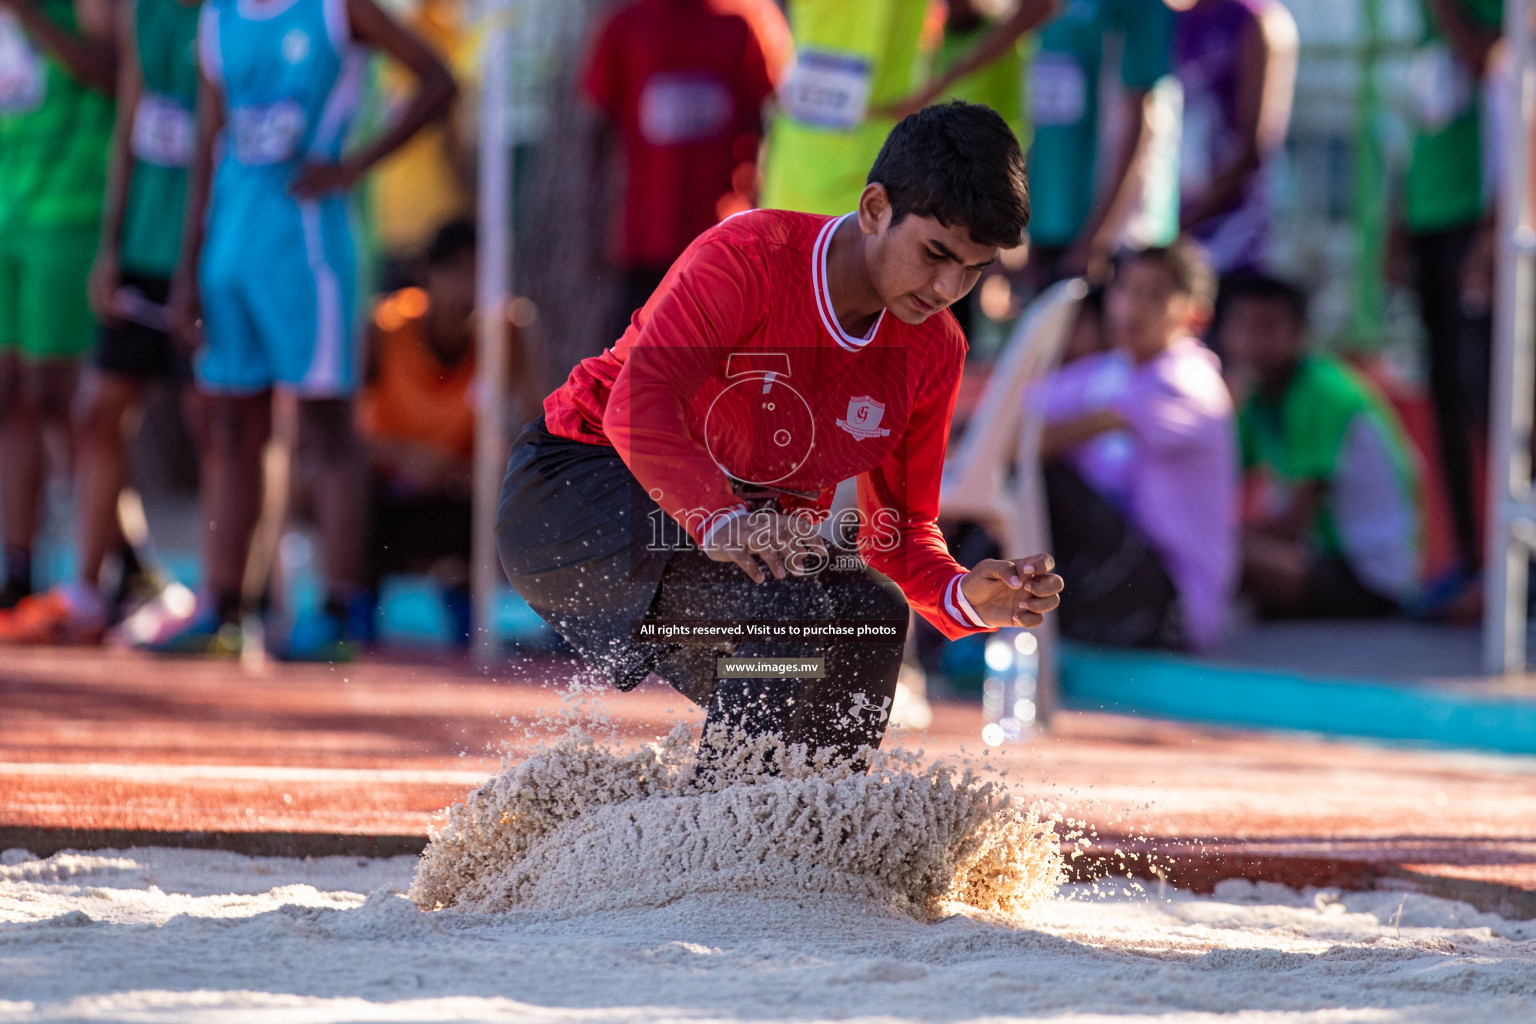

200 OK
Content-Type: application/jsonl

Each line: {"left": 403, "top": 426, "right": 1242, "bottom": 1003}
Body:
{"left": 944, "top": 573, "right": 989, "bottom": 629}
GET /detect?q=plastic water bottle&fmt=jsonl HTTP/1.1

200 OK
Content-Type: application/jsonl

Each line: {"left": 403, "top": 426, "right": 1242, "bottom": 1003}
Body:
{"left": 981, "top": 628, "right": 1039, "bottom": 746}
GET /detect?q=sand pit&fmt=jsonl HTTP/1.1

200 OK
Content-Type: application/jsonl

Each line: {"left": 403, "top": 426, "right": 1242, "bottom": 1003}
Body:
{"left": 3, "top": 845, "right": 1536, "bottom": 1022}
{"left": 410, "top": 725, "right": 1064, "bottom": 919}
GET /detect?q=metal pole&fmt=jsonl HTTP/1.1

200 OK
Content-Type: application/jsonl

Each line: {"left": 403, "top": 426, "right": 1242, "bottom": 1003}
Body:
{"left": 472, "top": 1, "right": 513, "bottom": 666}
{"left": 1484, "top": 0, "right": 1536, "bottom": 673}
{"left": 1352, "top": 0, "right": 1386, "bottom": 345}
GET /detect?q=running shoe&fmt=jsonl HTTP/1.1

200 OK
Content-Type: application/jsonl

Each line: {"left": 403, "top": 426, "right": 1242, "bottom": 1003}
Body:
{"left": 109, "top": 582, "right": 199, "bottom": 649}
{"left": 0, "top": 583, "right": 108, "bottom": 645}
{"left": 141, "top": 606, "right": 243, "bottom": 657}
{"left": 278, "top": 610, "right": 357, "bottom": 663}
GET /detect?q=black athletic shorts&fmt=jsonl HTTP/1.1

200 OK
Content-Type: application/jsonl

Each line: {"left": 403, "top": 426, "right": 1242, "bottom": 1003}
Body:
{"left": 92, "top": 273, "right": 190, "bottom": 380}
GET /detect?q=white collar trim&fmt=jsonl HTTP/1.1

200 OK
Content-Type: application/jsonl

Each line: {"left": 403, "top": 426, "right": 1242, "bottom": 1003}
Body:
{"left": 813, "top": 213, "right": 884, "bottom": 352}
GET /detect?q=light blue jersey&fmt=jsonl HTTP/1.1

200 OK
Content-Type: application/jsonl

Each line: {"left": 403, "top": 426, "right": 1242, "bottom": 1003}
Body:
{"left": 197, "top": 0, "right": 364, "bottom": 395}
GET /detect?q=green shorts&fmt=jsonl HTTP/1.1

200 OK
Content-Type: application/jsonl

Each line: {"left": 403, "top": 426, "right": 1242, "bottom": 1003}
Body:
{"left": 0, "top": 224, "right": 98, "bottom": 361}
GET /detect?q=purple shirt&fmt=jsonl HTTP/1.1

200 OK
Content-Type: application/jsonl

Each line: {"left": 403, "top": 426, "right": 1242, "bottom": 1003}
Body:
{"left": 1035, "top": 339, "right": 1239, "bottom": 649}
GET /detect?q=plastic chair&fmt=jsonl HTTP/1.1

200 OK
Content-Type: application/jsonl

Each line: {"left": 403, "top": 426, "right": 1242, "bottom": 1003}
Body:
{"left": 940, "top": 277, "right": 1087, "bottom": 724}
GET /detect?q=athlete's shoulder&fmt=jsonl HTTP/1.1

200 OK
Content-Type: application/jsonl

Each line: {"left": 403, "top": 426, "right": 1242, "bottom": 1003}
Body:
{"left": 707, "top": 207, "right": 832, "bottom": 255}
{"left": 910, "top": 306, "right": 970, "bottom": 366}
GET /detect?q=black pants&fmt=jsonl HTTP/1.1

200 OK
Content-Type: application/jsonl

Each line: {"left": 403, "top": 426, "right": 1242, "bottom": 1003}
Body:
{"left": 1044, "top": 462, "right": 1182, "bottom": 649}
{"left": 496, "top": 416, "right": 908, "bottom": 758}
{"left": 1409, "top": 223, "right": 1490, "bottom": 571}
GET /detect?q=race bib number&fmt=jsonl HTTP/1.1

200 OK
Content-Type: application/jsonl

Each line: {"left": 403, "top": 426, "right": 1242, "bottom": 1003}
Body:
{"left": 131, "top": 92, "right": 195, "bottom": 167}
{"left": 0, "top": 12, "right": 45, "bottom": 116}
{"left": 1408, "top": 43, "right": 1475, "bottom": 132}
{"left": 1029, "top": 54, "right": 1088, "bottom": 127}
{"left": 639, "top": 73, "right": 733, "bottom": 145}
{"left": 229, "top": 101, "right": 307, "bottom": 165}
{"left": 778, "top": 50, "right": 871, "bottom": 130}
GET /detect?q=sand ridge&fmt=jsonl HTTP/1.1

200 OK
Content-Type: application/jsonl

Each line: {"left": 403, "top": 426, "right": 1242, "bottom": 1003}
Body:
{"left": 410, "top": 724, "right": 1065, "bottom": 919}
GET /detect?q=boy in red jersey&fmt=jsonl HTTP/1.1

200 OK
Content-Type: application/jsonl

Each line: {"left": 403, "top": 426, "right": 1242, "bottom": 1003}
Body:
{"left": 498, "top": 102, "right": 1062, "bottom": 760}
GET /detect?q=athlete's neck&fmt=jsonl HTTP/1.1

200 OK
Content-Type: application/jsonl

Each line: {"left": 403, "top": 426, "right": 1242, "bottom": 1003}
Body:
{"left": 825, "top": 215, "right": 885, "bottom": 339}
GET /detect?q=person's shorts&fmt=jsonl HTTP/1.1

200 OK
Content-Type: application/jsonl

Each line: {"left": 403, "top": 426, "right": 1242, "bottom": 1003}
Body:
{"left": 496, "top": 415, "right": 679, "bottom": 689}
{"left": 93, "top": 273, "right": 190, "bottom": 380}
{"left": 0, "top": 224, "right": 98, "bottom": 361}
{"left": 197, "top": 205, "right": 360, "bottom": 397}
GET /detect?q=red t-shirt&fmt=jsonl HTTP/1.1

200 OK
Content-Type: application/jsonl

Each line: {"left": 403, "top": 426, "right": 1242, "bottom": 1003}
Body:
{"left": 544, "top": 209, "right": 992, "bottom": 641}
{"left": 580, "top": 0, "right": 790, "bottom": 269}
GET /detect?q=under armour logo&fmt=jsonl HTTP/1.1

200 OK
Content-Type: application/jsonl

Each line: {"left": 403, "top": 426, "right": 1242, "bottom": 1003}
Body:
{"left": 843, "top": 692, "right": 892, "bottom": 727}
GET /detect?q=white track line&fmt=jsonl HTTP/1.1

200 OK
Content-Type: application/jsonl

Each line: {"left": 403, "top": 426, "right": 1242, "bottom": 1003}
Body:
{"left": 0, "top": 762, "right": 491, "bottom": 785}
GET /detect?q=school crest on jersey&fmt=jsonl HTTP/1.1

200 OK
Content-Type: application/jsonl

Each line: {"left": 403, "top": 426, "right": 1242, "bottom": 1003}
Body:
{"left": 836, "top": 395, "right": 890, "bottom": 439}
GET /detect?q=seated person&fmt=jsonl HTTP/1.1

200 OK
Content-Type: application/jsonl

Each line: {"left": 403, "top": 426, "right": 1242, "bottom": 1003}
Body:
{"left": 356, "top": 220, "right": 542, "bottom": 645}
{"left": 1217, "top": 274, "right": 1421, "bottom": 618}
{"left": 1032, "top": 242, "right": 1237, "bottom": 650}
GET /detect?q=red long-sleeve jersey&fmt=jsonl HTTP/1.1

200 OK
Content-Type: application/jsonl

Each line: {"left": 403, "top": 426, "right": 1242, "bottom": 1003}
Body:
{"left": 544, "top": 209, "right": 992, "bottom": 640}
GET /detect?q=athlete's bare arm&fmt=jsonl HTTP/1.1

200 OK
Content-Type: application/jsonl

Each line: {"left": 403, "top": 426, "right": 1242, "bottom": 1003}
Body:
{"left": 89, "top": 0, "right": 142, "bottom": 324}
{"left": 1066, "top": 88, "right": 1155, "bottom": 275}
{"left": 288, "top": 0, "right": 456, "bottom": 199}
{"left": 168, "top": 67, "right": 224, "bottom": 351}
{"left": 0, "top": 0, "right": 118, "bottom": 94}
{"left": 875, "top": 0, "right": 1058, "bottom": 121}
{"left": 1179, "top": 0, "right": 1297, "bottom": 232}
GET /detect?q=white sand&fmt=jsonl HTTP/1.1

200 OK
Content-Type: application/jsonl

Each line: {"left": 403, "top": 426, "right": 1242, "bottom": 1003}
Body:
{"left": 2, "top": 846, "right": 1536, "bottom": 1022}
{"left": 6, "top": 713, "right": 1536, "bottom": 1024}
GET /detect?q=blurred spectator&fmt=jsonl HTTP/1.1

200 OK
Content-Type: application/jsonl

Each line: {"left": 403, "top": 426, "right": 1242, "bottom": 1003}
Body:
{"left": 1033, "top": 242, "right": 1236, "bottom": 649}
{"left": 1171, "top": 0, "right": 1296, "bottom": 274}
{"left": 1218, "top": 274, "right": 1422, "bottom": 618}
{"left": 0, "top": 0, "right": 201, "bottom": 644}
{"left": 0, "top": 0, "right": 116, "bottom": 609}
{"left": 370, "top": 0, "right": 475, "bottom": 288}
{"left": 762, "top": 0, "right": 1051, "bottom": 217}
{"left": 1401, "top": 0, "right": 1502, "bottom": 584}
{"left": 163, "top": 0, "right": 456, "bottom": 659}
{"left": 1061, "top": 284, "right": 1108, "bottom": 365}
{"left": 354, "top": 220, "right": 542, "bottom": 647}
{"left": 580, "top": 0, "right": 791, "bottom": 339}
{"left": 1029, "top": 0, "right": 1177, "bottom": 283}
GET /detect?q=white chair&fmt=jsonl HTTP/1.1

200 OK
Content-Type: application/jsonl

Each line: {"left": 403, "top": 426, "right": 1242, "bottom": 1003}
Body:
{"left": 940, "top": 277, "right": 1087, "bottom": 724}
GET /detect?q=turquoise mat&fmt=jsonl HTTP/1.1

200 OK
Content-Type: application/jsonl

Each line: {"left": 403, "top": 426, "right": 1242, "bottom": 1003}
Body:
{"left": 1059, "top": 643, "right": 1536, "bottom": 756}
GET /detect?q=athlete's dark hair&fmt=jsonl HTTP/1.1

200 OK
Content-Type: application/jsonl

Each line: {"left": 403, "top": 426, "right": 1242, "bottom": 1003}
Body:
{"left": 1216, "top": 272, "right": 1309, "bottom": 327}
{"left": 1113, "top": 240, "right": 1217, "bottom": 308}
{"left": 427, "top": 218, "right": 476, "bottom": 267}
{"left": 866, "top": 100, "right": 1029, "bottom": 249}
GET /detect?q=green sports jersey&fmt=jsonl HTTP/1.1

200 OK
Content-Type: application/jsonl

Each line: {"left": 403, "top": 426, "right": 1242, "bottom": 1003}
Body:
{"left": 934, "top": 20, "right": 1028, "bottom": 150}
{"left": 1240, "top": 356, "right": 1421, "bottom": 598}
{"left": 0, "top": 0, "right": 114, "bottom": 230}
{"left": 1404, "top": 0, "right": 1502, "bottom": 232}
{"left": 761, "top": 0, "right": 929, "bottom": 215}
{"left": 119, "top": 0, "right": 200, "bottom": 276}
{"left": 1027, "top": 0, "right": 1174, "bottom": 247}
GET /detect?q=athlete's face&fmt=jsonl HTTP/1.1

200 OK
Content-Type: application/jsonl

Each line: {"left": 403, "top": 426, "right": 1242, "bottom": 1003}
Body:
{"left": 858, "top": 185, "right": 1000, "bottom": 325}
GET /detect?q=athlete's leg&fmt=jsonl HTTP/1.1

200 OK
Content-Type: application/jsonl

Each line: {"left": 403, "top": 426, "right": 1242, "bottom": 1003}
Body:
{"left": 0, "top": 225, "right": 98, "bottom": 602}
{"left": 297, "top": 397, "right": 368, "bottom": 609}
{"left": 1, "top": 357, "right": 81, "bottom": 568}
{"left": 202, "top": 391, "right": 272, "bottom": 622}
{"left": 0, "top": 351, "right": 40, "bottom": 601}
{"left": 72, "top": 370, "right": 144, "bottom": 588}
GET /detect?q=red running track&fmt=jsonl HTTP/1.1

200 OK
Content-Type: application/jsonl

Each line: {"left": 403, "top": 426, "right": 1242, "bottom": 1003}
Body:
{"left": 3, "top": 646, "right": 1536, "bottom": 914}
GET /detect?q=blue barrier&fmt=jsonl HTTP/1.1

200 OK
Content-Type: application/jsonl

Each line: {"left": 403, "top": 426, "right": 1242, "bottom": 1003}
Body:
{"left": 1059, "top": 642, "right": 1536, "bottom": 755}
